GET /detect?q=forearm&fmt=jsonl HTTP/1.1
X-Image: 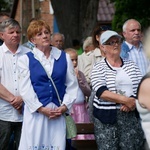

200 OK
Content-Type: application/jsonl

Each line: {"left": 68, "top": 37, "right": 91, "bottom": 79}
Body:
{"left": 100, "top": 90, "right": 135, "bottom": 109}
{"left": 100, "top": 90, "right": 127, "bottom": 104}
{"left": 0, "top": 84, "right": 15, "bottom": 102}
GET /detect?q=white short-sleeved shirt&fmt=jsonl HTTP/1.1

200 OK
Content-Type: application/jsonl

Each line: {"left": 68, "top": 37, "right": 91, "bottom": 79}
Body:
{"left": 0, "top": 43, "right": 30, "bottom": 122}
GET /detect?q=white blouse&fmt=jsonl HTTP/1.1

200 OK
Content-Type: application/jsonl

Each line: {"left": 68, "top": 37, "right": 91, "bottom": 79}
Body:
{"left": 18, "top": 46, "right": 78, "bottom": 113}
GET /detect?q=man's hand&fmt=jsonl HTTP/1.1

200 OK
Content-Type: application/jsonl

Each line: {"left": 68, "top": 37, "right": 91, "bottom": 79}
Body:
{"left": 10, "top": 96, "right": 23, "bottom": 110}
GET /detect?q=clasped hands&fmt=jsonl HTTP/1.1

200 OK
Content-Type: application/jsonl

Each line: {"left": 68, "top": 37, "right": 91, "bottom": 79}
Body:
{"left": 10, "top": 96, "right": 23, "bottom": 110}
{"left": 120, "top": 96, "right": 136, "bottom": 112}
{"left": 38, "top": 105, "right": 67, "bottom": 119}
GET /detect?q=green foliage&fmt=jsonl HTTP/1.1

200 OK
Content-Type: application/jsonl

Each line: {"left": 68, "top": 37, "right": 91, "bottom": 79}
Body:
{"left": 110, "top": 0, "right": 150, "bottom": 32}
{"left": 0, "top": 0, "right": 11, "bottom": 12}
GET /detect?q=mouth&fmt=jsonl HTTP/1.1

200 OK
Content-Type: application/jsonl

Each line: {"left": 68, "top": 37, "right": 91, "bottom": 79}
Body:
{"left": 134, "top": 36, "right": 140, "bottom": 39}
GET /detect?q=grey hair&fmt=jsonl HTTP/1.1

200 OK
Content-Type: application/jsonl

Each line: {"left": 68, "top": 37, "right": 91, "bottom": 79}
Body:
{"left": 122, "top": 19, "right": 141, "bottom": 32}
{"left": 83, "top": 36, "right": 93, "bottom": 50}
{"left": 0, "top": 18, "right": 21, "bottom": 32}
{"left": 51, "top": 32, "right": 65, "bottom": 41}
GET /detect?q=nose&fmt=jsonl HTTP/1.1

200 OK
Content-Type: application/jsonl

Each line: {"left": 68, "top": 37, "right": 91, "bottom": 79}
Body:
{"left": 43, "top": 33, "right": 47, "bottom": 37}
{"left": 13, "top": 32, "right": 19, "bottom": 36}
{"left": 135, "top": 29, "right": 140, "bottom": 34}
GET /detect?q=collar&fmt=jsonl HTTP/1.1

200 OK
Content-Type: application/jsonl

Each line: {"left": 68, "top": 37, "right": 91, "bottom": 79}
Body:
{"left": 104, "top": 57, "right": 124, "bottom": 71}
{"left": 85, "top": 51, "right": 93, "bottom": 56}
{"left": 27, "top": 41, "right": 35, "bottom": 48}
{"left": 2, "top": 43, "right": 21, "bottom": 54}
{"left": 32, "top": 46, "right": 61, "bottom": 61}
{"left": 125, "top": 41, "right": 143, "bottom": 51}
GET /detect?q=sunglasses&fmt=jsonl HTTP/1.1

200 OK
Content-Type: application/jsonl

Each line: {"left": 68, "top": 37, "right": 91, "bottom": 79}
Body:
{"left": 100, "top": 25, "right": 111, "bottom": 31}
{"left": 103, "top": 40, "right": 122, "bottom": 46}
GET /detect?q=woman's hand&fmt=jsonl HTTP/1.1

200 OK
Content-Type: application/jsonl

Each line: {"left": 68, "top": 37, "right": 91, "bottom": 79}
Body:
{"left": 120, "top": 105, "right": 130, "bottom": 112}
{"left": 123, "top": 96, "right": 136, "bottom": 111}
{"left": 38, "top": 107, "right": 52, "bottom": 118}
{"left": 38, "top": 105, "right": 68, "bottom": 119}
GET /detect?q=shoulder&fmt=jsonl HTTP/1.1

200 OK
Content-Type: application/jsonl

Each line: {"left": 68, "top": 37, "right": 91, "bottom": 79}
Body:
{"left": 121, "top": 41, "right": 129, "bottom": 50}
{"left": 19, "top": 45, "right": 31, "bottom": 54}
{"left": 51, "top": 46, "right": 61, "bottom": 54}
{"left": 94, "top": 58, "right": 105, "bottom": 67}
{"left": 93, "top": 48, "right": 102, "bottom": 56}
{"left": 123, "top": 59, "right": 138, "bottom": 67}
{"left": 92, "top": 59, "right": 106, "bottom": 72}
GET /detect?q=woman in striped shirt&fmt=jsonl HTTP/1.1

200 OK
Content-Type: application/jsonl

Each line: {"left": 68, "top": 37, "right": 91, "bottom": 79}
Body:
{"left": 91, "top": 30, "right": 144, "bottom": 150}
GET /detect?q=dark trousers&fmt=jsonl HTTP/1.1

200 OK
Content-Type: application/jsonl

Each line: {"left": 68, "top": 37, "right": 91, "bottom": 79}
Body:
{"left": 0, "top": 120, "right": 22, "bottom": 150}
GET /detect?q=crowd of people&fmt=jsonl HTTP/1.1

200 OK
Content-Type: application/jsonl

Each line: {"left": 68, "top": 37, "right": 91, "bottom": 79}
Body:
{"left": 0, "top": 12, "right": 150, "bottom": 150}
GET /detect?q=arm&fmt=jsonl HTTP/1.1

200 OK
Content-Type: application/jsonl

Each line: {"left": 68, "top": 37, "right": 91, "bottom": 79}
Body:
{"left": 18, "top": 54, "right": 43, "bottom": 113}
{"left": 0, "top": 84, "right": 15, "bottom": 102}
{"left": 0, "top": 83, "right": 23, "bottom": 110}
{"left": 100, "top": 90, "right": 135, "bottom": 110}
{"left": 91, "top": 62, "right": 135, "bottom": 110}
{"left": 77, "top": 70, "right": 91, "bottom": 97}
{"left": 137, "top": 78, "right": 150, "bottom": 110}
{"left": 61, "top": 54, "right": 78, "bottom": 111}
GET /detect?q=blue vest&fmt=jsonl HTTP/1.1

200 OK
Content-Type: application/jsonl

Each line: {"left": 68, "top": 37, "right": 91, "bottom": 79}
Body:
{"left": 26, "top": 51, "right": 67, "bottom": 107}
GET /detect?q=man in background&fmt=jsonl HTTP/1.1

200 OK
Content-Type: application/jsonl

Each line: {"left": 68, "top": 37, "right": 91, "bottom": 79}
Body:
{"left": 0, "top": 12, "right": 10, "bottom": 45}
{"left": 51, "top": 32, "right": 65, "bottom": 50}
{"left": 121, "top": 19, "right": 150, "bottom": 76}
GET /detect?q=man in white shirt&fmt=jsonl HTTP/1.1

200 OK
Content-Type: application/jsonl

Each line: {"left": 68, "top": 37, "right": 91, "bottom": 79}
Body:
{"left": 0, "top": 18, "right": 30, "bottom": 149}
{"left": 121, "top": 19, "right": 150, "bottom": 76}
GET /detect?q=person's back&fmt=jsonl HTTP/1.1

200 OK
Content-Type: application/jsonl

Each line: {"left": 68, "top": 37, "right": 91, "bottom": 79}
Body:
{"left": 121, "top": 19, "right": 150, "bottom": 76}
{"left": 23, "top": 40, "right": 35, "bottom": 50}
{"left": 78, "top": 36, "right": 96, "bottom": 85}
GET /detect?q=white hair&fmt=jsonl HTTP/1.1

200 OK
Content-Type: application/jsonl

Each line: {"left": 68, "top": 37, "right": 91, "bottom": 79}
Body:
{"left": 51, "top": 32, "right": 65, "bottom": 41}
{"left": 83, "top": 36, "right": 93, "bottom": 50}
{"left": 122, "top": 19, "right": 141, "bottom": 32}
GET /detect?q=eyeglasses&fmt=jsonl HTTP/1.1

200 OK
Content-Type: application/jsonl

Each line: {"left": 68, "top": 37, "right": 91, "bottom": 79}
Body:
{"left": 103, "top": 40, "right": 122, "bottom": 46}
{"left": 100, "top": 25, "right": 111, "bottom": 31}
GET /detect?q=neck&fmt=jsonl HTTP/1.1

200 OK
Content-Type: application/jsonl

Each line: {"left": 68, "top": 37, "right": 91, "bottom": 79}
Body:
{"left": 6, "top": 43, "right": 19, "bottom": 54}
{"left": 128, "top": 41, "right": 140, "bottom": 48}
{"left": 106, "top": 57, "right": 122, "bottom": 67}
{"left": 38, "top": 46, "right": 51, "bottom": 58}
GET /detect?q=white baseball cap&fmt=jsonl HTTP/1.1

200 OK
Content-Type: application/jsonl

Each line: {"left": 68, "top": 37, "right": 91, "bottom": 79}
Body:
{"left": 100, "top": 30, "right": 122, "bottom": 45}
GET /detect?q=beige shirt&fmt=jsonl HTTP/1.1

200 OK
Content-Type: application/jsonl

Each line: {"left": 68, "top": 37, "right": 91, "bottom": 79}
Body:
{"left": 78, "top": 48, "right": 103, "bottom": 85}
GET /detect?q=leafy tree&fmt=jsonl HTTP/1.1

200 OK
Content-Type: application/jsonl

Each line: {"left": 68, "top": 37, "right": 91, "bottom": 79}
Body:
{"left": 110, "top": 0, "right": 150, "bottom": 32}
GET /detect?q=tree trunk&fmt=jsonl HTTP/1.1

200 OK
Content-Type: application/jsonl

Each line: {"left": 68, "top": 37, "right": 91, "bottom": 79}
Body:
{"left": 51, "top": 0, "right": 99, "bottom": 48}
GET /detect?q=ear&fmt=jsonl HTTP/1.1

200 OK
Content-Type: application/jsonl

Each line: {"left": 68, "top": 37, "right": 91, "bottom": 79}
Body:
{"left": 122, "top": 31, "right": 126, "bottom": 37}
{"left": 30, "top": 38, "right": 36, "bottom": 45}
{"left": 96, "top": 35, "right": 99, "bottom": 42}
{"left": 99, "top": 44, "right": 104, "bottom": 50}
